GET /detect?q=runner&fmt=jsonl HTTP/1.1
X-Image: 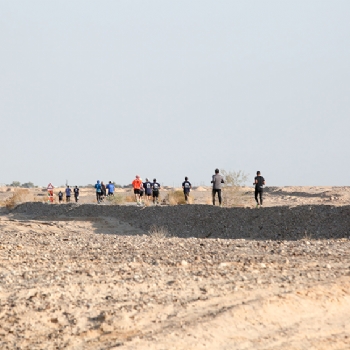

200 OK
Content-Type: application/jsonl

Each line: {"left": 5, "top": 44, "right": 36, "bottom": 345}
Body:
{"left": 182, "top": 176, "right": 192, "bottom": 203}
{"left": 73, "top": 186, "right": 79, "bottom": 203}
{"left": 132, "top": 175, "right": 143, "bottom": 205}
{"left": 139, "top": 179, "right": 144, "bottom": 204}
{"left": 106, "top": 181, "right": 115, "bottom": 196}
{"left": 58, "top": 190, "right": 63, "bottom": 203}
{"left": 254, "top": 171, "right": 265, "bottom": 208}
{"left": 152, "top": 178, "right": 161, "bottom": 205}
{"left": 211, "top": 168, "right": 224, "bottom": 206}
{"left": 143, "top": 178, "right": 152, "bottom": 202}
{"left": 65, "top": 186, "right": 72, "bottom": 203}
{"left": 101, "top": 181, "right": 106, "bottom": 202}
{"left": 95, "top": 180, "right": 102, "bottom": 203}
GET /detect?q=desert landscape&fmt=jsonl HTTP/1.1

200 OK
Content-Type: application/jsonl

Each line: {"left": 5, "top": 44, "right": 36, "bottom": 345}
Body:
{"left": 2, "top": 185, "right": 350, "bottom": 207}
{"left": 3, "top": 0, "right": 348, "bottom": 348}
{"left": 0, "top": 186, "right": 350, "bottom": 349}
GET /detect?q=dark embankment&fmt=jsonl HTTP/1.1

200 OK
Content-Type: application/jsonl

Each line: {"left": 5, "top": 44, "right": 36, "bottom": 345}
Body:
{"left": 10, "top": 203, "right": 350, "bottom": 240}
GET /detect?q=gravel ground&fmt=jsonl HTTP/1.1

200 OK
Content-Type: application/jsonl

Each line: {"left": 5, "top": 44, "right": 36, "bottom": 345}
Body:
{"left": 11, "top": 202, "right": 350, "bottom": 240}
{"left": 0, "top": 204, "right": 350, "bottom": 349}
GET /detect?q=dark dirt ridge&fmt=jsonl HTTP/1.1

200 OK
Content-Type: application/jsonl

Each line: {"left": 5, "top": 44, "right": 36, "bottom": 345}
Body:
{"left": 11, "top": 203, "right": 350, "bottom": 240}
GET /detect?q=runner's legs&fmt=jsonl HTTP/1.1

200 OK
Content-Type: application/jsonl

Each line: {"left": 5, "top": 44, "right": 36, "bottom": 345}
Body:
{"left": 217, "top": 189, "right": 222, "bottom": 205}
{"left": 153, "top": 191, "right": 159, "bottom": 204}
{"left": 212, "top": 189, "right": 222, "bottom": 206}
{"left": 255, "top": 189, "right": 259, "bottom": 204}
{"left": 184, "top": 191, "right": 189, "bottom": 202}
{"left": 255, "top": 189, "right": 263, "bottom": 205}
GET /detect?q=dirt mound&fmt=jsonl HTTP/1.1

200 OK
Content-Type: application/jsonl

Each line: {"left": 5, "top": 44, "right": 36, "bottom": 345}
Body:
{"left": 193, "top": 186, "right": 207, "bottom": 191}
{"left": 13, "top": 203, "right": 350, "bottom": 240}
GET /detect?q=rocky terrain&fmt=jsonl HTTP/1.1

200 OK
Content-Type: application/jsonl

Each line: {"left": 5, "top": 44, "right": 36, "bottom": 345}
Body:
{"left": 13, "top": 202, "right": 350, "bottom": 240}
{"left": 0, "top": 203, "right": 350, "bottom": 349}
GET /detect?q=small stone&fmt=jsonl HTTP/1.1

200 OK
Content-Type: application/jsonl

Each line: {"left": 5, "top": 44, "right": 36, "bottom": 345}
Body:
{"left": 101, "top": 323, "right": 114, "bottom": 332}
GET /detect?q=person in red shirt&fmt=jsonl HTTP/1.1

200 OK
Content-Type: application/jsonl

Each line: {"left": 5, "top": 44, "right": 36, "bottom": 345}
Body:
{"left": 132, "top": 175, "right": 143, "bottom": 205}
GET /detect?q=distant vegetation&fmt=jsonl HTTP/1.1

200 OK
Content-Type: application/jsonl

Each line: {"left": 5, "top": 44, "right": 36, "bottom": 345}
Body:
{"left": 105, "top": 194, "right": 124, "bottom": 204}
{"left": 221, "top": 169, "right": 249, "bottom": 207}
{"left": 7, "top": 181, "right": 36, "bottom": 188}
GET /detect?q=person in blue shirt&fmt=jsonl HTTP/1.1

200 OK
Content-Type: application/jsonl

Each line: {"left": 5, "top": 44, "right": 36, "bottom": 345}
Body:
{"left": 106, "top": 181, "right": 115, "bottom": 196}
{"left": 95, "top": 180, "right": 102, "bottom": 203}
{"left": 65, "top": 186, "right": 71, "bottom": 203}
{"left": 182, "top": 177, "right": 192, "bottom": 203}
{"left": 152, "top": 179, "right": 161, "bottom": 205}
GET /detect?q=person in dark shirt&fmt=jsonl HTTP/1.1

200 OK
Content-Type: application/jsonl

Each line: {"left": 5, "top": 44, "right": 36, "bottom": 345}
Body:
{"left": 152, "top": 179, "right": 161, "bottom": 205}
{"left": 211, "top": 168, "right": 224, "bottom": 206}
{"left": 74, "top": 186, "right": 79, "bottom": 203}
{"left": 182, "top": 177, "right": 192, "bottom": 203}
{"left": 65, "top": 186, "right": 71, "bottom": 203}
{"left": 58, "top": 191, "right": 63, "bottom": 203}
{"left": 254, "top": 171, "right": 265, "bottom": 208}
{"left": 138, "top": 178, "right": 145, "bottom": 205}
{"left": 143, "top": 178, "right": 152, "bottom": 202}
{"left": 101, "top": 181, "right": 106, "bottom": 202}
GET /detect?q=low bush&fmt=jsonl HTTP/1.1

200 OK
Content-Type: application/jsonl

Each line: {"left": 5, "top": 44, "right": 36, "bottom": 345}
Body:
{"left": 125, "top": 194, "right": 135, "bottom": 202}
{"left": 5, "top": 189, "right": 34, "bottom": 209}
{"left": 221, "top": 169, "right": 249, "bottom": 207}
{"left": 148, "top": 225, "right": 169, "bottom": 239}
{"left": 166, "top": 190, "right": 193, "bottom": 205}
{"left": 105, "top": 194, "right": 124, "bottom": 205}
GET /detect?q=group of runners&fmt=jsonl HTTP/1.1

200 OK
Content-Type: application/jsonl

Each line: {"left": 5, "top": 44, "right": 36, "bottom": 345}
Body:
{"left": 94, "top": 181, "right": 115, "bottom": 203}
{"left": 58, "top": 181, "right": 115, "bottom": 203}
{"left": 128, "top": 169, "right": 265, "bottom": 207}
{"left": 130, "top": 176, "right": 162, "bottom": 205}
{"left": 56, "top": 169, "right": 265, "bottom": 207}
{"left": 210, "top": 169, "right": 265, "bottom": 207}
{"left": 58, "top": 185, "right": 80, "bottom": 203}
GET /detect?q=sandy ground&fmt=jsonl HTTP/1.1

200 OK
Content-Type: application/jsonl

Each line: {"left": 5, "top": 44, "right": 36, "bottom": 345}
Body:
{"left": 0, "top": 201, "right": 349, "bottom": 349}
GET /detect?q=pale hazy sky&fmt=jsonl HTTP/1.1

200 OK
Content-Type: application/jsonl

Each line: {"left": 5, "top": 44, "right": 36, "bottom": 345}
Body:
{"left": 1, "top": 0, "right": 349, "bottom": 187}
